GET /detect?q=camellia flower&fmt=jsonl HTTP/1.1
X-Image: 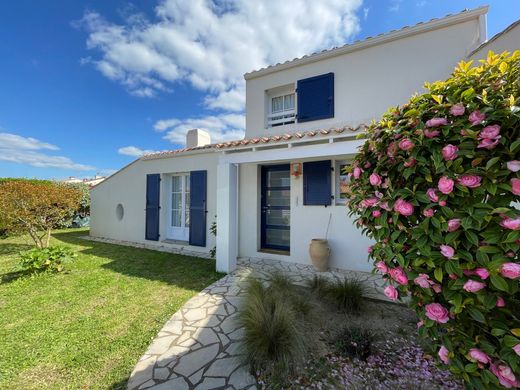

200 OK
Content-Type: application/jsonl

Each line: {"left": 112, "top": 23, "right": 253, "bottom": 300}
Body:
{"left": 496, "top": 297, "right": 506, "bottom": 307}
{"left": 369, "top": 173, "right": 382, "bottom": 186}
{"left": 511, "top": 178, "right": 520, "bottom": 196}
{"left": 507, "top": 160, "right": 520, "bottom": 172}
{"left": 384, "top": 285, "right": 398, "bottom": 301}
{"left": 478, "top": 138, "right": 500, "bottom": 149}
{"left": 500, "top": 217, "right": 520, "bottom": 230}
{"left": 376, "top": 261, "right": 388, "bottom": 274}
{"left": 403, "top": 158, "right": 416, "bottom": 167}
{"left": 398, "top": 138, "right": 414, "bottom": 151}
{"left": 500, "top": 262, "right": 520, "bottom": 279}
{"left": 490, "top": 362, "right": 520, "bottom": 388}
{"left": 425, "top": 117, "right": 448, "bottom": 127}
{"left": 367, "top": 246, "right": 373, "bottom": 254}
{"left": 423, "top": 209, "right": 434, "bottom": 217}
{"left": 387, "top": 142, "right": 398, "bottom": 158}
{"left": 457, "top": 174, "right": 482, "bottom": 188}
{"left": 469, "top": 110, "right": 486, "bottom": 125}
{"left": 431, "top": 283, "right": 442, "bottom": 293}
{"left": 463, "top": 280, "right": 486, "bottom": 293}
{"left": 469, "top": 348, "right": 491, "bottom": 364}
{"left": 438, "top": 346, "right": 450, "bottom": 364}
{"left": 447, "top": 218, "right": 461, "bottom": 232}
{"left": 389, "top": 266, "right": 408, "bottom": 285}
{"left": 438, "top": 176, "right": 454, "bottom": 194}
{"left": 414, "top": 273, "right": 431, "bottom": 288}
{"left": 439, "top": 200, "right": 447, "bottom": 206}
{"left": 360, "top": 197, "right": 379, "bottom": 208}
{"left": 442, "top": 144, "right": 459, "bottom": 161}
{"left": 478, "top": 124, "right": 501, "bottom": 139}
{"left": 353, "top": 167, "right": 363, "bottom": 179}
{"left": 393, "top": 198, "right": 414, "bottom": 216}
{"left": 440, "top": 244, "right": 455, "bottom": 259}
{"left": 423, "top": 129, "right": 440, "bottom": 138}
{"left": 474, "top": 268, "right": 490, "bottom": 280}
{"left": 513, "top": 344, "right": 520, "bottom": 357}
{"left": 425, "top": 303, "right": 449, "bottom": 323}
{"left": 427, "top": 188, "right": 439, "bottom": 202}
{"left": 372, "top": 210, "right": 381, "bottom": 218}
{"left": 450, "top": 103, "right": 465, "bottom": 116}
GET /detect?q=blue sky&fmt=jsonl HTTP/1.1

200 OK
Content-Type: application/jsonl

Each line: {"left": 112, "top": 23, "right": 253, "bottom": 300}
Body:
{"left": 0, "top": 0, "right": 518, "bottom": 179}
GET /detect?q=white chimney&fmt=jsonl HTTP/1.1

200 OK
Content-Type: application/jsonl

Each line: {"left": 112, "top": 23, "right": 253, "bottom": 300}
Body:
{"left": 186, "top": 128, "right": 211, "bottom": 148}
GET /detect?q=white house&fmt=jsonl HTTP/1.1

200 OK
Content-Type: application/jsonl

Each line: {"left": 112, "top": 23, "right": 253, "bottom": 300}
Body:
{"left": 90, "top": 6, "right": 518, "bottom": 275}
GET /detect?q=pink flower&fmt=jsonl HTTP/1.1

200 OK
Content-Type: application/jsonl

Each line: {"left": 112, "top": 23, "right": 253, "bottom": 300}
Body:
{"left": 478, "top": 124, "right": 501, "bottom": 140}
{"left": 360, "top": 197, "right": 379, "bottom": 208}
{"left": 372, "top": 210, "right": 381, "bottom": 218}
{"left": 353, "top": 167, "right": 363, "bottom": 179}
{"left": 469, "top": 110, "right": 486, "bottom": 125}
{"left": 393, "top": 198, "right": 414, "bottom": 216}
{"left": 447, "top": 219, "right": 461, "bottom": 232}
{"left": 425, "top": 303, "right": 449, "bottom": 323}
{"left": 369, "top": 173, "right": 382, "bottom": 186}
{"left": 414, "top": 274, "right": 431, "bottom": 288}
{"left": 478, "top": 138, "right": 500, "bottom": 149}
{"left": 511, "top": 178, "right": 520, "bottom": 196}
{"left": 423, "top": 129, "right": 440, "bottom": 138}
{"left": 427, "top": 188, "right": 439, "bottom": 202}
{"left": 438, "top": 346, "right": 450, "bottom": 364}
{"left": 500, "top": 262, "right": 520, "bottom": 279}
{"left": 450, "top": 103, "right": 465, "bottom": 116}
{"left": 513, "top": 344, "right": 520, "bottom": 357}
{"left": 457, "top": 174, "right": 482, "bottom": 188}
{"left": 490, "top": 362, "right": 519, "bottom": 388}
{"left": 384, "top": 285, "right": 398, "bottom": 301}
{"left": 507, "top": 160, "right": 520, "bottom": 172}
{"left": 426, "top": 117, "right": 448, "bottom": 127}
{"left": 404, "top": 158, "right": 416, "bottom": 167}
{"left": 500, "top": 217, "right": 520, "bottom": 230}
{"left": 469, "top": 349, "right": 490, "bottom": 364}
{"left": 431, "top": 283, "right": 442, "bottom": 293}
{"left": 474, "top": 268, "right": 490, "bottom": 280}
{"left": 463, "top": 280, "right": 486, "bottom": 293}
{"left": 423, "top": 209, "right": 434, "bottom": 217}
{"left": 439, "top": 200, "right": 447, "bottom": 206}
{"left": 380, "top": 202, "right": 391, "bottom": 211}
{"left": 389, "top": 267, "right": 408, "bottom": 285}
{"left": 398, "top": 138, "right": 414, "bottom": 151}
{"left": 387, "top": 142, "right": 398, "bottom": 158}
{"left": 376, "top": 261, "right": 388, "bottom": 274}
{"left": 440, "top": 245, "right": 455, "bottom": 259}
{"left": 438, "top": 176, "right": 454, "bottom": 194}
{"left": 417, "top": 320, "right": 424, "bottom": 328}
{"left": 496, "top": 297, "right": 506, "bottom": 307}
{"left": 368, "top": 246, "right": 373, "bottom": 254}
{"left": 441, "top": 144, "right": 459, "bottom": 161}
{"left": 364, "top": 161, "right": 372, "bottom": 169}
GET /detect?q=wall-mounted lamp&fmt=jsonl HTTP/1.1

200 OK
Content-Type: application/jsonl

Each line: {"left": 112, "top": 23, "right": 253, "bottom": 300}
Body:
{"left": 291, "top": 162, "right": 302, "bottom": 178}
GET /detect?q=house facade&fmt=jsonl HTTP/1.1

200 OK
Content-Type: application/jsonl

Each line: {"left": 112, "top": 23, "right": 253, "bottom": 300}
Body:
{"left": 91, "top": 6, "right": 516, "bottom": 275}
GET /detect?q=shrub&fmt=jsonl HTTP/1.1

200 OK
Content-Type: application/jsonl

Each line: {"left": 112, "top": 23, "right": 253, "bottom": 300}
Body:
{"left": 309, "top": 275, "right": 366, "bottom": 313}
{"left": 347, "top": 51, "right": 520, "bottom": 388}
{"left": 18, "top": 246, "right": 76, "bottom": 273}
{"left": 237, "top": 275, "right": 316, "bottom": 384}
{"left": 335, "top": 325, "right": 374, "bottom": 361}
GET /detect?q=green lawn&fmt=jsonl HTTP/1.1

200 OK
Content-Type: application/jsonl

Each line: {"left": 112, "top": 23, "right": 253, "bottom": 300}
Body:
{"left": 0, "top": 229, "right": 222, "bottom": 390}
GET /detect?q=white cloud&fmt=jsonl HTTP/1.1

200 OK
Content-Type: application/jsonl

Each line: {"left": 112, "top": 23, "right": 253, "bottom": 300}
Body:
{"left": 363, "top": 7, "right": 370, "bottom": 20}
{"left": 0, "top": 132, "right": 95, "bottom": 171}
{"left": 154, "top": 113, "right": 245, "bottom": 145}
{"left": 389, "top": 0, "right": 403, "bottom": 12}
{"left": 118, "top": 145, "right": 157, "bottom": 157}
{"left": 77, "top": 0, "right": 363, "bottom": 112}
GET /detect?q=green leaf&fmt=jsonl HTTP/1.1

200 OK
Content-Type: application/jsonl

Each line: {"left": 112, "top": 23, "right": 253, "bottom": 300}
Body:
{"left": 490, "top": 275, "right": 509, "bottom": 292}
{"left": 434, "top": 267, "right": 443, "bottom": 282}
{"left": 486, "top": 157, "right": 501, "bottom": 170}
{"left": 468, "top": 307, "right": 486, "bottom": 323}
{"left": 511, "top": 139, "right": 520, "bottom": 153}
{"left": 465, "top": 231, "right": 479, "bottom": 246}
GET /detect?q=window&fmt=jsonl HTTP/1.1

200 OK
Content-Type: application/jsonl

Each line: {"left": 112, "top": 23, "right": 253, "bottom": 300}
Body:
{"left": 267, "top": 92, "right": 296, "bottom": 127}
{"left": 335, "top": 161, "right": 350, "bottom": 205}
{"left": 297, "top": 72, "right": 334, "bottom": 122}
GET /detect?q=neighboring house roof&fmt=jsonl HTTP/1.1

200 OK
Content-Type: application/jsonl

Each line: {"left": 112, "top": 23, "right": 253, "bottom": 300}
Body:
{"left": 244, "top": 6, "right": 488, "bottom": 80}
{"left": 140, "top": 123, "right": 368, "bottom": 161}
{"left": 468, "top": 18, "right": 520, "bottom": 57}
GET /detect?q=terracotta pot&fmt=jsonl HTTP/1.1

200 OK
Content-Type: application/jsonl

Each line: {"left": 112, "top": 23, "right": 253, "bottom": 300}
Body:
{"left": 309, "top": 239, "right": 330, "bottom": 272}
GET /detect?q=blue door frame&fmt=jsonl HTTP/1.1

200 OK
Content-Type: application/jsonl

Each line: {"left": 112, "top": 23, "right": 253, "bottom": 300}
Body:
{"left": 261, "top": 164, "right": 290, "bottom": 252}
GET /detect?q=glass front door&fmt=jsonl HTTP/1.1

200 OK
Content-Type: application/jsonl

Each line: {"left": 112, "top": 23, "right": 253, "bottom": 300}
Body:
{"left": 168, "top": 174, "right": 190, "bottom": 241}
{"left": 261, "top": 165, "right": 290, "bottom": 251}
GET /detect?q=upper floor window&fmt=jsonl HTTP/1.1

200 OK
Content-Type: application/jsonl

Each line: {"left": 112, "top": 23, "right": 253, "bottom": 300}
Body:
{"left": 268, "top": 93, "right": 296, "bottom": 127}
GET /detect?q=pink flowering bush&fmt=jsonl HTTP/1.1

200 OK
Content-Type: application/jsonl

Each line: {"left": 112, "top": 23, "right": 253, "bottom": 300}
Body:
{"left": 347, "top": 52, "right": 520, "bottom": 389}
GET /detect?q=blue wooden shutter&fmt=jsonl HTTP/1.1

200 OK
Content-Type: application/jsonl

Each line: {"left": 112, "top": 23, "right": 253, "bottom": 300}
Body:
{"left": 297, "top": 72, "right": 334, "bottom": 122}
{"left": 189, "top": 170, "right": 207, "bottom": 247}
{"left": 303, "top": 161, "right": 332, "bottom": 206}
{"left": 145, "top": 174, "right": 161, "bottom": 241}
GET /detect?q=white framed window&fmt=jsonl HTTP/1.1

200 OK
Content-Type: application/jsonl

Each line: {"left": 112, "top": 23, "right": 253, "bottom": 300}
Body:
{"left": 168, "top": 174, "right": 190, "bottom": 241}
{"left": 335, "top": 160, "right": 351, "bottom": 205}
{"left": 267, "top": 92, "right": 296, "bottom": 127}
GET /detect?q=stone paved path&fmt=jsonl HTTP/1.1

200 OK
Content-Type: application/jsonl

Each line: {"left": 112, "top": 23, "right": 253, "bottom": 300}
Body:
{"left": 127, "top": 257, "right": 386, "bottom": 390}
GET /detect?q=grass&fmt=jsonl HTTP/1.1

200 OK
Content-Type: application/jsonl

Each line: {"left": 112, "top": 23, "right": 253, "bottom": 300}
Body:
{"left": 309, "top": 275, "right": 367, "bottom": 314}
{"left": 0, "top": 229, "right": 222, "bottom": 390}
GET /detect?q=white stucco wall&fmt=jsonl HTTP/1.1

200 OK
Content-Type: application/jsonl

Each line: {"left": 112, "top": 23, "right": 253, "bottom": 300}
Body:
{"left": 90, "top": 152, "right": 219, "bottom": 255}
{"left": 469, "top": 22, "right": 520, "bottom": 61}
{"left": 237, "top": 157, "right": 374, "bottom": 273}
{"left": 245, "top": 17, "right": 483, "bottom": 138}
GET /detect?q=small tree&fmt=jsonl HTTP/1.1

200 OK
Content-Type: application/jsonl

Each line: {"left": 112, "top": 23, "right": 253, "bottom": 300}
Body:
{"left": 0, "top": 180, "right": 83, "bottom": 248}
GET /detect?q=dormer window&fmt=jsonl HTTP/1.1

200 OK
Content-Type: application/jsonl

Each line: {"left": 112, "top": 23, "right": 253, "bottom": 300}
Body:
{"left": 267, "top": 87, "right": 296, "bottom": 127}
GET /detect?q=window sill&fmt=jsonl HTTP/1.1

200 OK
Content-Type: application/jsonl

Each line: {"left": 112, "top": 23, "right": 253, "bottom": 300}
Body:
{"left": 258, "top": 248, "right": 290, "bottom": 256}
